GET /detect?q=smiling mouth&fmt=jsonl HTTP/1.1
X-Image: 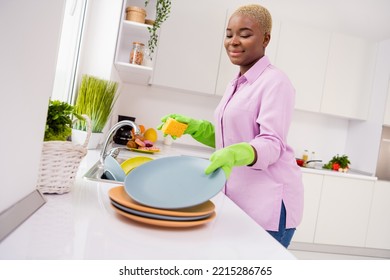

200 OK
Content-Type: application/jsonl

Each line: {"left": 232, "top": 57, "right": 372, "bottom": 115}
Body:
{"left": 228, "top": 50, "right": 244, "bottom": 57}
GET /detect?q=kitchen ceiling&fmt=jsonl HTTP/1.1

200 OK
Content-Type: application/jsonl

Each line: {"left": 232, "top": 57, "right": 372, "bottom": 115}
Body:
{"left": 262, "top": 0, "right": 390, "bottom": 41}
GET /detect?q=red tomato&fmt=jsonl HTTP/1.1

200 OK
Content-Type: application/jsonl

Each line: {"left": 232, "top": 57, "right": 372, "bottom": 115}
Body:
{"left": 332, "top": 163, "right": 340, "bottom": 171}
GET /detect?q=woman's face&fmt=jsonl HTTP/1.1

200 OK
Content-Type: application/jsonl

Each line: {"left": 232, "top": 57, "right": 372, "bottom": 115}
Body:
{"left": 224, "top": 13, "right": 270, "bottom": 74}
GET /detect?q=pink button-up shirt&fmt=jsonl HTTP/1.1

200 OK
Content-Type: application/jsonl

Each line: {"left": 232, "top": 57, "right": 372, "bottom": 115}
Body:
{"left": 214, "top": 56, "right": 304, "bottom": 231}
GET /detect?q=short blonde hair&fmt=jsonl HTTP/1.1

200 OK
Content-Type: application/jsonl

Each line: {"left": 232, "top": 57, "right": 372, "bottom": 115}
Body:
{"left": 233, "top": 4, "right": 272, "bottom": 34}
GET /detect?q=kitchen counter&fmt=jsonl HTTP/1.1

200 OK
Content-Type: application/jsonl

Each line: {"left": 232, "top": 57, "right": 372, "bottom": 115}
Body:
{"left": 300, "top": 166, "right": 377, "bottom": 181}
{"left": 0, "top": 144, "right": 295, "bottom": 260}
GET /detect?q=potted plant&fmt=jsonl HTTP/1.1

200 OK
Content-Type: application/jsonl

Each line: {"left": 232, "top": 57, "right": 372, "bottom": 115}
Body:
{"left": 144, "top": 0, "right": 172, "bottom": 56}
{"left": 38, "top": 99, "right": 90, "bottom": 194}
{"left": 72, "top": 74, "right": 119, "bottom": 149}
{"left": 44, "top": 99, "right": 80, "bottom": 141}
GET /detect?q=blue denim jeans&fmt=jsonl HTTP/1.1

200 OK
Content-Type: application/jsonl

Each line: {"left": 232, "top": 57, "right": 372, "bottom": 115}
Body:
{"left": 267, "top": 202, "right": 296, "bottom": 248}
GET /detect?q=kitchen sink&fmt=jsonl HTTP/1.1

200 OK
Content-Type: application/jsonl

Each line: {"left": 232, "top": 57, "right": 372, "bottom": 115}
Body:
{"left": 82, "top": 146, "right": 176, "bottom": 184}
{"left": 83, "top": 156, "right": 127, "bottom": 184}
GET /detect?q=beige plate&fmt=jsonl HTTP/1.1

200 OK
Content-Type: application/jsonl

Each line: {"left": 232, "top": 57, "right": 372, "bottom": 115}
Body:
{"left": 111, "top": 204, "right": 216, "bottom": 228}
{"left": 108, "top": 186, "right": 215, "bottom": 217}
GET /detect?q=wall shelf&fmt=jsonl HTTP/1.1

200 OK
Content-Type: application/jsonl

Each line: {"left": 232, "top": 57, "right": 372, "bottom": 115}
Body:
{"left": 113, "top": 0, "right": 156, "bottom": 84}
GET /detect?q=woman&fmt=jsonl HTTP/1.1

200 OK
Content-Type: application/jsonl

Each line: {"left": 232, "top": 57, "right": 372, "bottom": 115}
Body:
{"left": 158, "top": 4, "right": 303, "bottom": 248}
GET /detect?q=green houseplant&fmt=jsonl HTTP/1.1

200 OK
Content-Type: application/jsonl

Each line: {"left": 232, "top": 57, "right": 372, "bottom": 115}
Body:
{"left": 144, "top": 0, "right": 172, "bottom": 55}
{"left": 44, "top": 100, "right": 80, "bottom": 141}
{"left": 72, "top": 75, "right": 119, "bottom": 149}
{"left": 39, "top": 100, "right": 90, "bottom": 194}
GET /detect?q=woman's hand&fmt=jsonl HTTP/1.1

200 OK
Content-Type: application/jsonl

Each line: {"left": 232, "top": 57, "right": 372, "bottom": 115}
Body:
{"left": 205, "top": 142, "right": 256, "bottom": 178}
{"left": 157, "top": 113, "right": 216, "bottom": 147}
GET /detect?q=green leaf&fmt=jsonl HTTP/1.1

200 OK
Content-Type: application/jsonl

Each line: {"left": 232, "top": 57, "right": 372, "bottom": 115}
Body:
{"left": 73, "top": 75, "right": 118, "bottom": 133}
{"left": 323, "top": 154, "right": 351, "bottom": 169}
{"left": 44, "top": 100, "right": 77, "bottom": 141}
{"left": 144, "top": 0, "right": 172, "bottom": 55}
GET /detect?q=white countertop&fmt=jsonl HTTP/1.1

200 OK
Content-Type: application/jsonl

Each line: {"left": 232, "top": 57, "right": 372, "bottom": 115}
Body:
{"left": 0, "top": 144, "right": 295, "bottom": 260}
{"left": 300, "top": 166, "right": 377, "bottom": 181}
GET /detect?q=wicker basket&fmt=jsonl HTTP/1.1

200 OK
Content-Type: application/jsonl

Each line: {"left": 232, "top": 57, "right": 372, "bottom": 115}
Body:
{"left": 125, "top": 6, "right": 147, "bottom": 23}
{"left": 36, "top": 114, "right": 91, "bottom": 194}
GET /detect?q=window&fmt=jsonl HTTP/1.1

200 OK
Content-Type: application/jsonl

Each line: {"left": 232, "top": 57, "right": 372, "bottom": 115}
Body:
{"left": 51, "top": 0, "right": 87, "bottom": 103}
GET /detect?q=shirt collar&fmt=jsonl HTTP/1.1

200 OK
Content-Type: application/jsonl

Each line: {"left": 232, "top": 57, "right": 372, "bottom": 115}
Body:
{"left": 244, "top": 55, "right": 271, "bottom": 84}
{"left": 230, "top": 55, "right": 271, "bottom": 87}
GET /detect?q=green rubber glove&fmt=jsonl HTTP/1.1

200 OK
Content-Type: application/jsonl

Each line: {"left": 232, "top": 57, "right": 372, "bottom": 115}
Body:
{"left": 205, "top": 143, "right": 256, "bottom": 179}
{"left": 157, "top": 114, "right": 215, "bottom": 148}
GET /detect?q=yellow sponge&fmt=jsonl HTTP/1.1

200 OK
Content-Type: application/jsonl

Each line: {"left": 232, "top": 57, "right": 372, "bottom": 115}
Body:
{"left": 161, "top": 118, "right": 188, "bottom": 138}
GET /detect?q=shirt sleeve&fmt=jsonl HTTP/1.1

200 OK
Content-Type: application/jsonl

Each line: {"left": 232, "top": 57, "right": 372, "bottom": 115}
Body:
{"left": 249, "top": 76, "right": 295, "bottom": 170}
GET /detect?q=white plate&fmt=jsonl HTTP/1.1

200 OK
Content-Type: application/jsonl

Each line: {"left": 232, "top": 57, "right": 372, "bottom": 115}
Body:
{"left": 124, "top": 156, "right": 226, "bottom": 209}
{"left": 110, "top": 200, "right": 212, "bottom": 221}
{"left": 104, "top": 155, "right": 126, "bottom": 182}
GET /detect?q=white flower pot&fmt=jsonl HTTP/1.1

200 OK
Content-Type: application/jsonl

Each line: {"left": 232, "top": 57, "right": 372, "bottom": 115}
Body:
{"left": 72, "top": 129, "right": 103, "bottom": 150}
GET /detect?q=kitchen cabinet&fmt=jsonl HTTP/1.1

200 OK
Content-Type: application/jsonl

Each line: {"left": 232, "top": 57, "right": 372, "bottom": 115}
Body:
{"left": 314, "top": 176, "right": 374, "bottom": 247}
{"left": 274, "top": 22, "right": 376, "bottom": 120}
{"left": 321, "top": 33, "right": 377, "bottom": 120}
{"left": 214, "top": 15, "right": 281, "bottom": 97}
{"left": 114, "top": 0, "right": 157, "bottom": 84}
{"left": 292, "top": 173, "right": 323, "bottom": 243}
{"left": 365, "top": 180, "right": 390, "bottom": 250}
{"left": 151, "top": 0, "right": 226, "bottom": 95}
{"left": 274, "top": 22, "right": 330, "bottom": 112}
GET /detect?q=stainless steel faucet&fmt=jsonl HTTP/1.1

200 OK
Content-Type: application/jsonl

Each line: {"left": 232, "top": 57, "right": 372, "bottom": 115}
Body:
{"left": 100, "top": 120, "right": 140, "bottom": 164}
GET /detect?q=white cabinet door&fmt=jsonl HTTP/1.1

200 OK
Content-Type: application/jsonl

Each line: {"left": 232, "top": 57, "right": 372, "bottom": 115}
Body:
{"left": 151, "top": 0, "right": 226, "bottom": 95}
{"left": 292, "top": 173, "right": 323, "bottom": 243}
{"left": 314, "top": 176, "right": 374, "bottom": 247}
{"left": 321, "top": 33, "right": 377, "bottom": 120}
{"left": 274, "top": 22, "right": 330, "bottom": 112}
{"left": 365, "top": 180, "right": 390, "bottom": 249}
{"left": 214, "top": 15, "right": 280, "bottom": 97}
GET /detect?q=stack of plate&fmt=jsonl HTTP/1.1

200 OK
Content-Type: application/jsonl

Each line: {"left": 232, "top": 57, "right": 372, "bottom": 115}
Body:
{"left": 109, "top": 186, "right": 216, "bottom": 227}
{"left": 108, "top": 156, "right": 226, "bottom": 227}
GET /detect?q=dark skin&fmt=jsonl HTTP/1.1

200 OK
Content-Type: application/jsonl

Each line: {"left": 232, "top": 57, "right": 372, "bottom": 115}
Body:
{"left": 224, "top": 14, "right": 271, "bottom": 75}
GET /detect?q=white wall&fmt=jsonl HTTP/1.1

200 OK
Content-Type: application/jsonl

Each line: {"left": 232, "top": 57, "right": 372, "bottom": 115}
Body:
{"left": 114, "top": 83, "right": 222, "bottom": 147}
{"left": 0, "top": 1, "right": 65, "bottom": 212}
{"left": 289, "top": 111, "right": 348, "bottom": 162}
{"left": 77, "top": 0, "right": 122, "bottom": 81}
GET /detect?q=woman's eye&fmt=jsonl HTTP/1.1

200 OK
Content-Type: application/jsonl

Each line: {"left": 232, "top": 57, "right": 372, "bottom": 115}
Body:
{"left": 240, "top": 34, "right": 251, "bottom": 38}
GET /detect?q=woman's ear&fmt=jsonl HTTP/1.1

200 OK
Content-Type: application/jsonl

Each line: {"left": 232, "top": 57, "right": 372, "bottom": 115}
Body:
{"left": 263, "top": 33, "right": 271, "bottom": 48}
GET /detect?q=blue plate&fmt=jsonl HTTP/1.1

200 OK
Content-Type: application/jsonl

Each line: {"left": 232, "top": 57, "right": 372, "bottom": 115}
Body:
{"left": 124, "top": 156, "right": 226, "bottom": 209}
{"left": 104, "top": 155, "right": 126, "bottom": 182}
